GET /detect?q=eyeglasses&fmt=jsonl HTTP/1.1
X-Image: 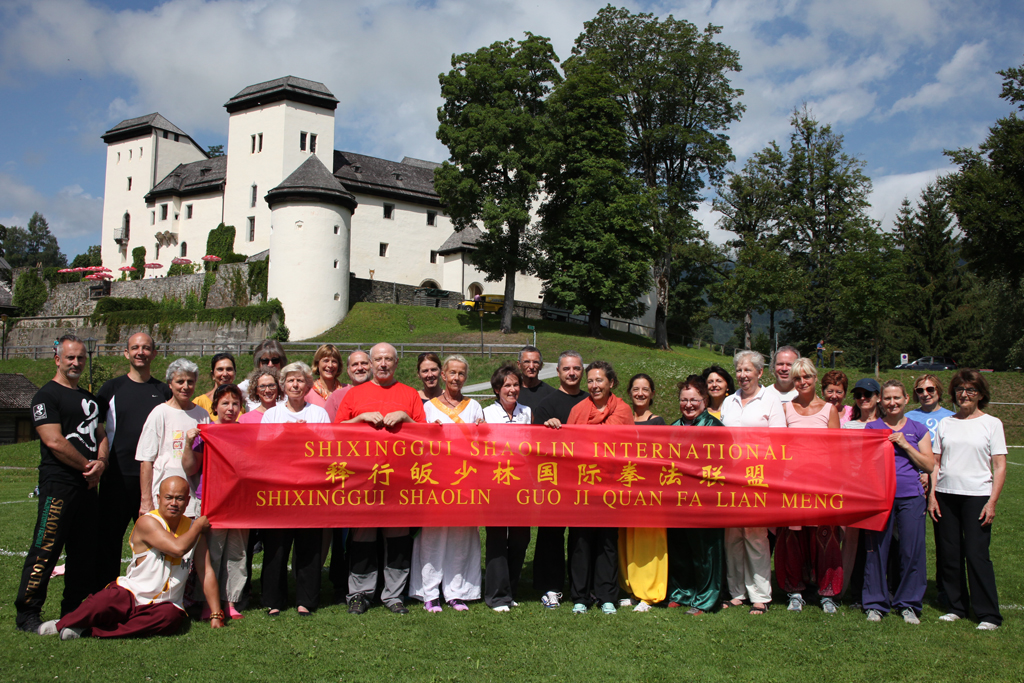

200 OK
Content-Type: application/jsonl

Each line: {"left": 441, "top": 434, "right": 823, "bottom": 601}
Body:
{"left": 679, "top": 399, "right": 705, "bottom": 406}
{"left": 915, "top": 386, "right": 937, "bottom": 395}
{"left": 954, "top": 387, "right": 978, "bottom": 396}
{"left": 257, "top": 384, "right": 278, "bottom": 392}
{"left": 259, "top": 357, "right": 282, "bottom": 366}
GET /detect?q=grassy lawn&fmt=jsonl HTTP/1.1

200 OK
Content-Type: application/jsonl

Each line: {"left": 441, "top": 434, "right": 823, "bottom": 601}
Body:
{"left": 0, "top": 302, "right": 1021, "bottom": 681}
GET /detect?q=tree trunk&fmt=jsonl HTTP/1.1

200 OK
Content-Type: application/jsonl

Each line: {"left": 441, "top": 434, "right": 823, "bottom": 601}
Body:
{"left": 499, "top": 225, "right": 520, "bottom": 334}
{"left": 744, "top": 309, "right": 753, "bottom": 349}
{"left": 654, "top": 249, "right": 671, "bottom": 350}
{"left": 874, "top": 339, "right": 880, "bottom": 379}
{"left": 769, "top": 309, "right": 776, "bottom": 356}
{"left": 588, "top": 306, "right": 603, "bottom": 338}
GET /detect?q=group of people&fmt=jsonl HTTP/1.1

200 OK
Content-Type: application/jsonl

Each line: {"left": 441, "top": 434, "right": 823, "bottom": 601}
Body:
{"left": 13, "top": 335, "right": 1006, "bottom": 640}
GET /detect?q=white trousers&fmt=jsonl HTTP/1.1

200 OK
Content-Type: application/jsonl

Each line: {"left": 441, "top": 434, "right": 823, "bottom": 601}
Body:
{"left": 724, "top": 527, "right": 772, "bottom": 604}
{"left": 409, "top": 527, "right": 482, "bottom": 602}
{"left": 192, "top": 528, "right": 248, "bottom": 602}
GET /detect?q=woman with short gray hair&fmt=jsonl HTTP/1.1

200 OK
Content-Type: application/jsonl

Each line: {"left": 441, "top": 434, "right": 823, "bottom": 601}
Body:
{"left": 719, "top": 348, "right": 786, "bottom": 615}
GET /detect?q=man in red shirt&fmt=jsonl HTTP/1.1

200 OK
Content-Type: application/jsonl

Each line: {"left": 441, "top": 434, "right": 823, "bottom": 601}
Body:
{"left": 334, "top": 343, "right": 424, "bottom": 614}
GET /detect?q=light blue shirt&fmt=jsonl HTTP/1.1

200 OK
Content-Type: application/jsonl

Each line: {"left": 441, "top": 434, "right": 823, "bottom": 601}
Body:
{"left": 906, "top": 406, "right": 955, "bottom": 445}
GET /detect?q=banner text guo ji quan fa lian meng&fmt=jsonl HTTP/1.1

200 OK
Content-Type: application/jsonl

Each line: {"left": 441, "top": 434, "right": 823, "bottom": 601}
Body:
{"left": 199, "top": 423, "right": 896, "bottom": 531}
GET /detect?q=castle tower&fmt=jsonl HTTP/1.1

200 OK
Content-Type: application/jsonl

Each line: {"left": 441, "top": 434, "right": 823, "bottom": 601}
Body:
{"left": 223, "top": 77, "right": 338, "bottom": 257}
{"left": 265, "top": 155, "right": 357, "bottom": 340}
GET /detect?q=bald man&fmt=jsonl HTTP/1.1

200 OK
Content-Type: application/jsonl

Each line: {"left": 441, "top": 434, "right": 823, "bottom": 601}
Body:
{"left": 324, "top": 350, "right": 372, "bottom": 421}
{"left": 40, "top": 477, "right": 208, "bottom": 640}
{"left": 96, "top": 332, "right": 172, "bottom": 586}
{"left": 334, "top": 343, "right": 425, "bottom": 614}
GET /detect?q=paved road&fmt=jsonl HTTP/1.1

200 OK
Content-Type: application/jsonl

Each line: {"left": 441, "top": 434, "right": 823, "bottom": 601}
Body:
{"left": 462, "top": 361, "right": 559, "bottom": 395}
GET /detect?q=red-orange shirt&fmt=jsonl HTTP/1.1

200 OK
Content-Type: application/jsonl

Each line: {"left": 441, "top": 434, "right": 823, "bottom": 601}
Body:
{"left": 333, "top": 381, "right": 427, "bottom": 424}
{"left": 567, "top": 393, "right": 634, "bottom": 426}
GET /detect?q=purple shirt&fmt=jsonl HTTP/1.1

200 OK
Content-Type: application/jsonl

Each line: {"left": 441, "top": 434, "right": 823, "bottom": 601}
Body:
{"left": 866, "top": 418, "right": 930, "bottom": 498}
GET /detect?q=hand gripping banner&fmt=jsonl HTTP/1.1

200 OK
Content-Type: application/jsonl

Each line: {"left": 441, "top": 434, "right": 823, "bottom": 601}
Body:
{"left": 198, "top": 423, "right": 896, "bottom": 531}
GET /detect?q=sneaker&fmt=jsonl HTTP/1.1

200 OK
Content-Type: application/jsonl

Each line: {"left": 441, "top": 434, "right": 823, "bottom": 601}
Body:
{"left": 633, "top": 601, "right": 651, "bottom": 613}
{"left": 939, "top": 613, "right": 961, "bottom": 622}
{"left": 619, "top": 598, "right": 634, "bottom": 608}
{"left": 448, "top": 599, "right": 469, "bottom": 612}
{"left": 38, "top": 620, "right": 58, "bottom": 636}
{"left": 511, "top": 601, "right": 519, "bottom": 608}
{"left": 901, "top": 608, "right": 920, "bottom": 625}
{"left": 821, "top": 597, "right": 838, "bottom": 614}
{"left": 601, "top": 602, "right": 616, "bottom": 614}
{"left": 492, "top": 605, "right": 510, "bottom": 613}
{"left": 572, "top": 603, "right": 587, "bottom": 614}
{"left": 866, "top": 609, "right": 883, "bottom": 622}
{"left": 541, "top": 591, "right": 562, "bottom": 609}
{"left": 347, "top": 594, "right": 369, "bottom": 615}
{"left": 60, "top": 626, "right": 83, "bottom": 641}
{"left": 686, "top": 607, "right": 705, "bottom": 616}
{"left": 787, "top": 593, "right": 806, "bottom": 612}
{"left": 386, "top": 601, "right": 409, "bottom": 615}
{"left": 977, "top": 621, "right": 999, "bottom": 631}
{"left": 15, "top": 613, "right": 44, "bottom": 635}
{"left": 667, "top": 601, "right": 683, "bottom": 609}
{"left": 424, "top": 600, "right": 442, "bottom": 613}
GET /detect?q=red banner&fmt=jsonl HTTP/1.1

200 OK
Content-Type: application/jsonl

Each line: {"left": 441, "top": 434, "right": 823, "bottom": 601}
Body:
{"left": 199, "top": 423, "right": 895, "bottom": 530}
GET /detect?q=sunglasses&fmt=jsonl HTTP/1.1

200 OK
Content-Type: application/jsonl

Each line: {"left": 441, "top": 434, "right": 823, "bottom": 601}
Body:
{"left": 915, "top": 386, "right": 937, "bottom": 395}
{"left": 853, "top": 391, "right": 875, "bottom": 400}
{"left": 259, "top": 357, "right": 282, "bottom": 366}
{"left": 954, "top": 387, "right": 979, "bottom": 396}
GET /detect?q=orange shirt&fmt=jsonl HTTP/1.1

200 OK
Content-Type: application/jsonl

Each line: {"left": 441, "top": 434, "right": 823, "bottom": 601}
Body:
{"left": 567, "top": 393, "right": 633, "bottom": 426}
{"left": 333, "top": 381, "right": 427, "bottom": 424}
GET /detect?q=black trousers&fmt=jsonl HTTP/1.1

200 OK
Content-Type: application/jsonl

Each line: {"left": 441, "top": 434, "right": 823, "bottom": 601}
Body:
{"left": 532, "top": 527, "right": 566, "bottom": 594}
{"left": 935, "top": 493, "right": 1002, "bottom": 625}
{"left": 261, "top": 528, "right": 322, "bottom": 611}
{"left": 96, "top": 467, "right": 141, "bottom": 586}
{"left": 327, "top": 529, "right": 349, "bottom": 599}
{"left": 568, "top": 527, "right": 618, "bottom": 606}
{"left": 15, "top": 479, "right": 100, "bottom": 625}
{"left": 484, "top": 527, "right": 530, "bottom": 608}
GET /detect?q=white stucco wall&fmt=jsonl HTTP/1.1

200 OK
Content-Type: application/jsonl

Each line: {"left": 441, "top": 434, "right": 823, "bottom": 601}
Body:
{"left": 100, "top": 135, "right": 156, "bottom": 271}
{"left": 267, "top": 200, "right": 351, "bottom": 340}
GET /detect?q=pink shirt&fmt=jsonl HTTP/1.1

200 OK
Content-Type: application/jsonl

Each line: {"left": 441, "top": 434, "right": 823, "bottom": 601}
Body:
{"left": 238, "top": 410, "right": 266, "bottom": 424}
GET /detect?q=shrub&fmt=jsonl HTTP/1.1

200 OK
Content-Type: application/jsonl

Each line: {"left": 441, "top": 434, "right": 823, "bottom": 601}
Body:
{"left": 13, "top": 270, "right": 48, "bottom": 316}
{"left": 130, "top": 247, "right": 146, "bottom": 280}
{"left": 247, "top": 259, "right": 269, "bottom": 302}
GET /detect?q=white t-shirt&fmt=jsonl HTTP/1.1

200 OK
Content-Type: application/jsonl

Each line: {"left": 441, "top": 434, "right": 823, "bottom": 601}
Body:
{"left": 423, "top": 398, "right": 484, "bottom": 424}
{"left": 136, "top": 402, "right": 211, "bottom": 516}
{"left": 482, "top": 402, "right": 532, "bottom": 424}
{"left": 720, "top": 387, "right": 787, "bottom": 428}
{"left": 763, "top": 383, "right": 798, "bottom": 404}
{"left": 262, "top": 402, "right": 331, "bottom": 424}
{"left": 841, "top": 420, "right": 869, "bottom": 430}
{"left": 934, "top": 413, "right": 1007, "bottom": 496}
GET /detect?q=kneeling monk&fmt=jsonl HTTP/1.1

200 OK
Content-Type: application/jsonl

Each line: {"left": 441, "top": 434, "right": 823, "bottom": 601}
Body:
{"left": 40, "top": 476, "right": 209, "bottom": 639}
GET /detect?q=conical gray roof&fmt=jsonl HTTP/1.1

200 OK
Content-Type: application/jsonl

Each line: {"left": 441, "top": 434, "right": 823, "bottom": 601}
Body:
{"left": 265, "top": 155, "right": 357, "bottom": 211}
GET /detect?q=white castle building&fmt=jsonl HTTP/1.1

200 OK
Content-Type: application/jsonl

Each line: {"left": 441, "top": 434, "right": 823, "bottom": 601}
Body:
{"left": 99, "top": 76, "right": 654, "bottom": 339}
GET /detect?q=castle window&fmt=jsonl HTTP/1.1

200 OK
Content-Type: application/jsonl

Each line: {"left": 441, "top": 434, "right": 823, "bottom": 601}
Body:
{"left": 334, "top": 293, "right": 340, "bottom": 301}
{"left": 251, "top": 135, "right": 256, "bottom": 153}
{"left": 430, "top": 250, "right": 437, "bottom": 264}
{"left": 248, "top": 217, "right": 255, "bottom": 242}
{"left": 150, "top": 211, "right": 155, "bottom": 225}
{"left": 379, "top": 243, "right": 389, "bottom": 257}
{"left": 310, "top": 134, "right": 317, "bottom": 154}
{"left": 383, "top": 203, "right": 394, "bottom": 220}
{"left": 258, "top": 133, "right": 263, "bottom": 152}
{"left": 127, "top": 177, "right": 132, "bottom": 191}
{"left": 173, "top": 134, "right": 179, "bottom": 142}
{"left": 333, "top": 259, "right": 339, "bottom": 269}
{"left": 180, "top": 242, "right": 187, "bottom": 257}
{"left": 163, "top": 131, "right": 169, "bottom": 139}
{"left": 251, "top": 184, "right": 258, "bottom": 208}
{"left": 139, "top": 147, "right": 143, "bottom": 158}
{"left": 155, "top": 243, "right": 160, "bottom": 259}
{"left": 333, "top": 225, "right": 339, "bottom": 235}
{"left": 160, "top": 204, "right": 168, "bottom": 221}
{"left": 186, "top": 204, "right": 193, "bottom": 219}
{"left": 117, "top": 152, "right": 120, "bottom": 163}
{"left": 427, "top": 211, "right": 436, "bottom": 226}
{"left": 299, "top": 132, "right": 307, "bottom": 152}
{"left": 129, "top": 149, "right": 132, "bottom": 160}
{"left": 122, "top": 212, "right": 130, "bottom": 236}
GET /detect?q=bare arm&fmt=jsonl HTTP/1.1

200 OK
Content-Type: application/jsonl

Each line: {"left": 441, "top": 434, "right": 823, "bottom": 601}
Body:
{"left": 382, "top": 411, "right": 414, "bottom": 427}
{"left": 980, "top": 455, "right": 1006, "bottom": 526}
{"left": 82, "top": 425, "right": 109, "bottom": 488}
{"left": 134, "top": 514, "right": 210, "bottom": 558}
{"left": 181, "top": 428, "right": 201, "bottom": 477}
{"left": 139, "top": 462, "right": 155, "bottom": 515}
{"left": 928, "top": 451, "right": 941, "bottom": 522}
{"left": 826, "top": 404, "right": 840, "bottom": 429}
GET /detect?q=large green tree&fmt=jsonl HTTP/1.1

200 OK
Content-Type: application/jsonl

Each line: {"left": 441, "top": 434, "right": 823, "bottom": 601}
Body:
{"left": 70, "top": 245, "right": 102, "bottom": 269}
{"left": 434, "top": 33, "right": 561, "bottom": 334}
{"left": 3, "top": 212, "right": 67, "bottom": 268}
{"left": 538, "top": 58, "right": 656, "bottom": 337}
{"left": 570, "top": 5, "right": 744, "bottom": 349}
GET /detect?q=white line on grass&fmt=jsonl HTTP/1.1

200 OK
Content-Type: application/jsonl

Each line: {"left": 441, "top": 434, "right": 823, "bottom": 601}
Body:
{"left": 0, "top": 500, "right": 33, "bottom": 505}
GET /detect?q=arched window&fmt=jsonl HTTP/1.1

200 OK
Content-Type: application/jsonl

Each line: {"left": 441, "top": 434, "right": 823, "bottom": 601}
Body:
{"left": 420, "top": 280, "right": 440, "bottom": 289}
{"left": 121, "top": 212, "right": 130, "bottom": 241}
{"left": 468, "top": 283, "right": 483, "bottom": 299}
{"left": 180, "top": 242, "right": 187, "bottom": 257}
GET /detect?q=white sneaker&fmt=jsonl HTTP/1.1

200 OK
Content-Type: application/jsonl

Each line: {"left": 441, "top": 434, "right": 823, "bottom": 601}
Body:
{"left": 977, "top": 621, "right": 999, "bottom": 630}
{"left": 541, "top": 591, "right": 562, "bottom": 609}
{"left": 866, "top": 609, "right": 883, "bottom": 622}
{"left": 619, "top": 598, "right": 634, "bottom": 608}
{"left": 60, "top": 626, "right": 83, "bottom": 640}
{"left": 492, "top": 605, "right": 510, "bottom": 613}
{"left": 939, "top": 613, "right": 961, "bottom": 622}
{"left": 787, "top": 593, "right": 805, "bottom": 612}
{"left": 38, "top": 620, "right": 58, "bottom": 636}
{"left": 511, "top": 601, "right": 519, "bottom": 608}
{"left": 901, "top": 608, "right": 920, "bottom": 625}
{"left": 633, "top": 601, "right": 651, "bottom": 612}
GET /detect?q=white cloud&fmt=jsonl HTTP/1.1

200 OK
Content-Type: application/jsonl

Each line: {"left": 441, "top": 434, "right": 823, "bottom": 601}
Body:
{"left": 0, "top": 172, "right": 103, "bottom": 252}
{"left": 890, "top": 41, "right": 992, "bottom": 114}
{"left": 867, "top": 167, "right": 952, "bottom": 231}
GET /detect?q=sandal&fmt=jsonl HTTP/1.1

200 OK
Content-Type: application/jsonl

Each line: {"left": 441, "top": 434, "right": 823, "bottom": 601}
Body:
{"left": 267, "top": 608, "right": 281, "bottom": 617}
{"left": 227, "top": 603, "right": 244, "bottom": 620}
{"left": 722, "top": 598, "right": 744, "bottom": 610}
{"left": 749, "top": 603, "right": 768, "bottom": 615}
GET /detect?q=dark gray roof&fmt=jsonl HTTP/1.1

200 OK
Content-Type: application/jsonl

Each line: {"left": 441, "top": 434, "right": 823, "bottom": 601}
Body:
{"left": 0, "top": 281, "right": 12, "bottom": 308}
{"left": 401, "top": 157, "right": 442, "bottom": 170}
{"left": 334, "top": 151, "right": 442, "bottom": 206}
{"left": 0, "top": 374, "right": 38, "bottom": 410}
{"left": 437, "top": 226, "right": 481, "bottom": 255}
{"left": 0, "top": 256, "right": 11, "bottom": 272}
{"left": 225, "top": 76, "right": 338, "bottom": 113}
{"left": 247, "top": 249, "right": 269, "bottom": 262}
{"left": 146, "top": 155, "right": 228, "bottom": 201}
{"left": 102, "top": 113, "right": 191, "bottom": 143}
{"left": 265, "top": 155, "right": 357, "bottom": 211}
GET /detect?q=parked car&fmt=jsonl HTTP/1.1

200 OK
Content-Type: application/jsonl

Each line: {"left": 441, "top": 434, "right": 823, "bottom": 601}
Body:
{"left": 894, "top": 356, "right": 958, "bottom": 371}
{"left": 458, "top": 294, "right": 505, "bottom": 314}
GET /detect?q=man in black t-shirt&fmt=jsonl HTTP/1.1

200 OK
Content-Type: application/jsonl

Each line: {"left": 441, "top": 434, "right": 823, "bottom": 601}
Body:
{"left": 95, "top": 332, "right": 171, "bottom": 586}
{"left": 530, "top": 351, "right": 587, "bottom": 609}
{"left": 514, "top": 346, "right": 555, "bottom": 414}
{"left": 15, "top": 334, "right": 109, "bottom": 635}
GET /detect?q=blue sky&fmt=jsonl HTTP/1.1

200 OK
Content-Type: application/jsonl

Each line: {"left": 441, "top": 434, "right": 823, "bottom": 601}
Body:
{"left": 0, "top": 0, "right": 1021, "bottom": 258}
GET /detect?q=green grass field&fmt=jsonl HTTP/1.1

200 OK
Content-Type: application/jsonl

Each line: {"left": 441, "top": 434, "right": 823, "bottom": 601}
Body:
{"left": 0, "top": 303, "right": 1021, "bottom": 681}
